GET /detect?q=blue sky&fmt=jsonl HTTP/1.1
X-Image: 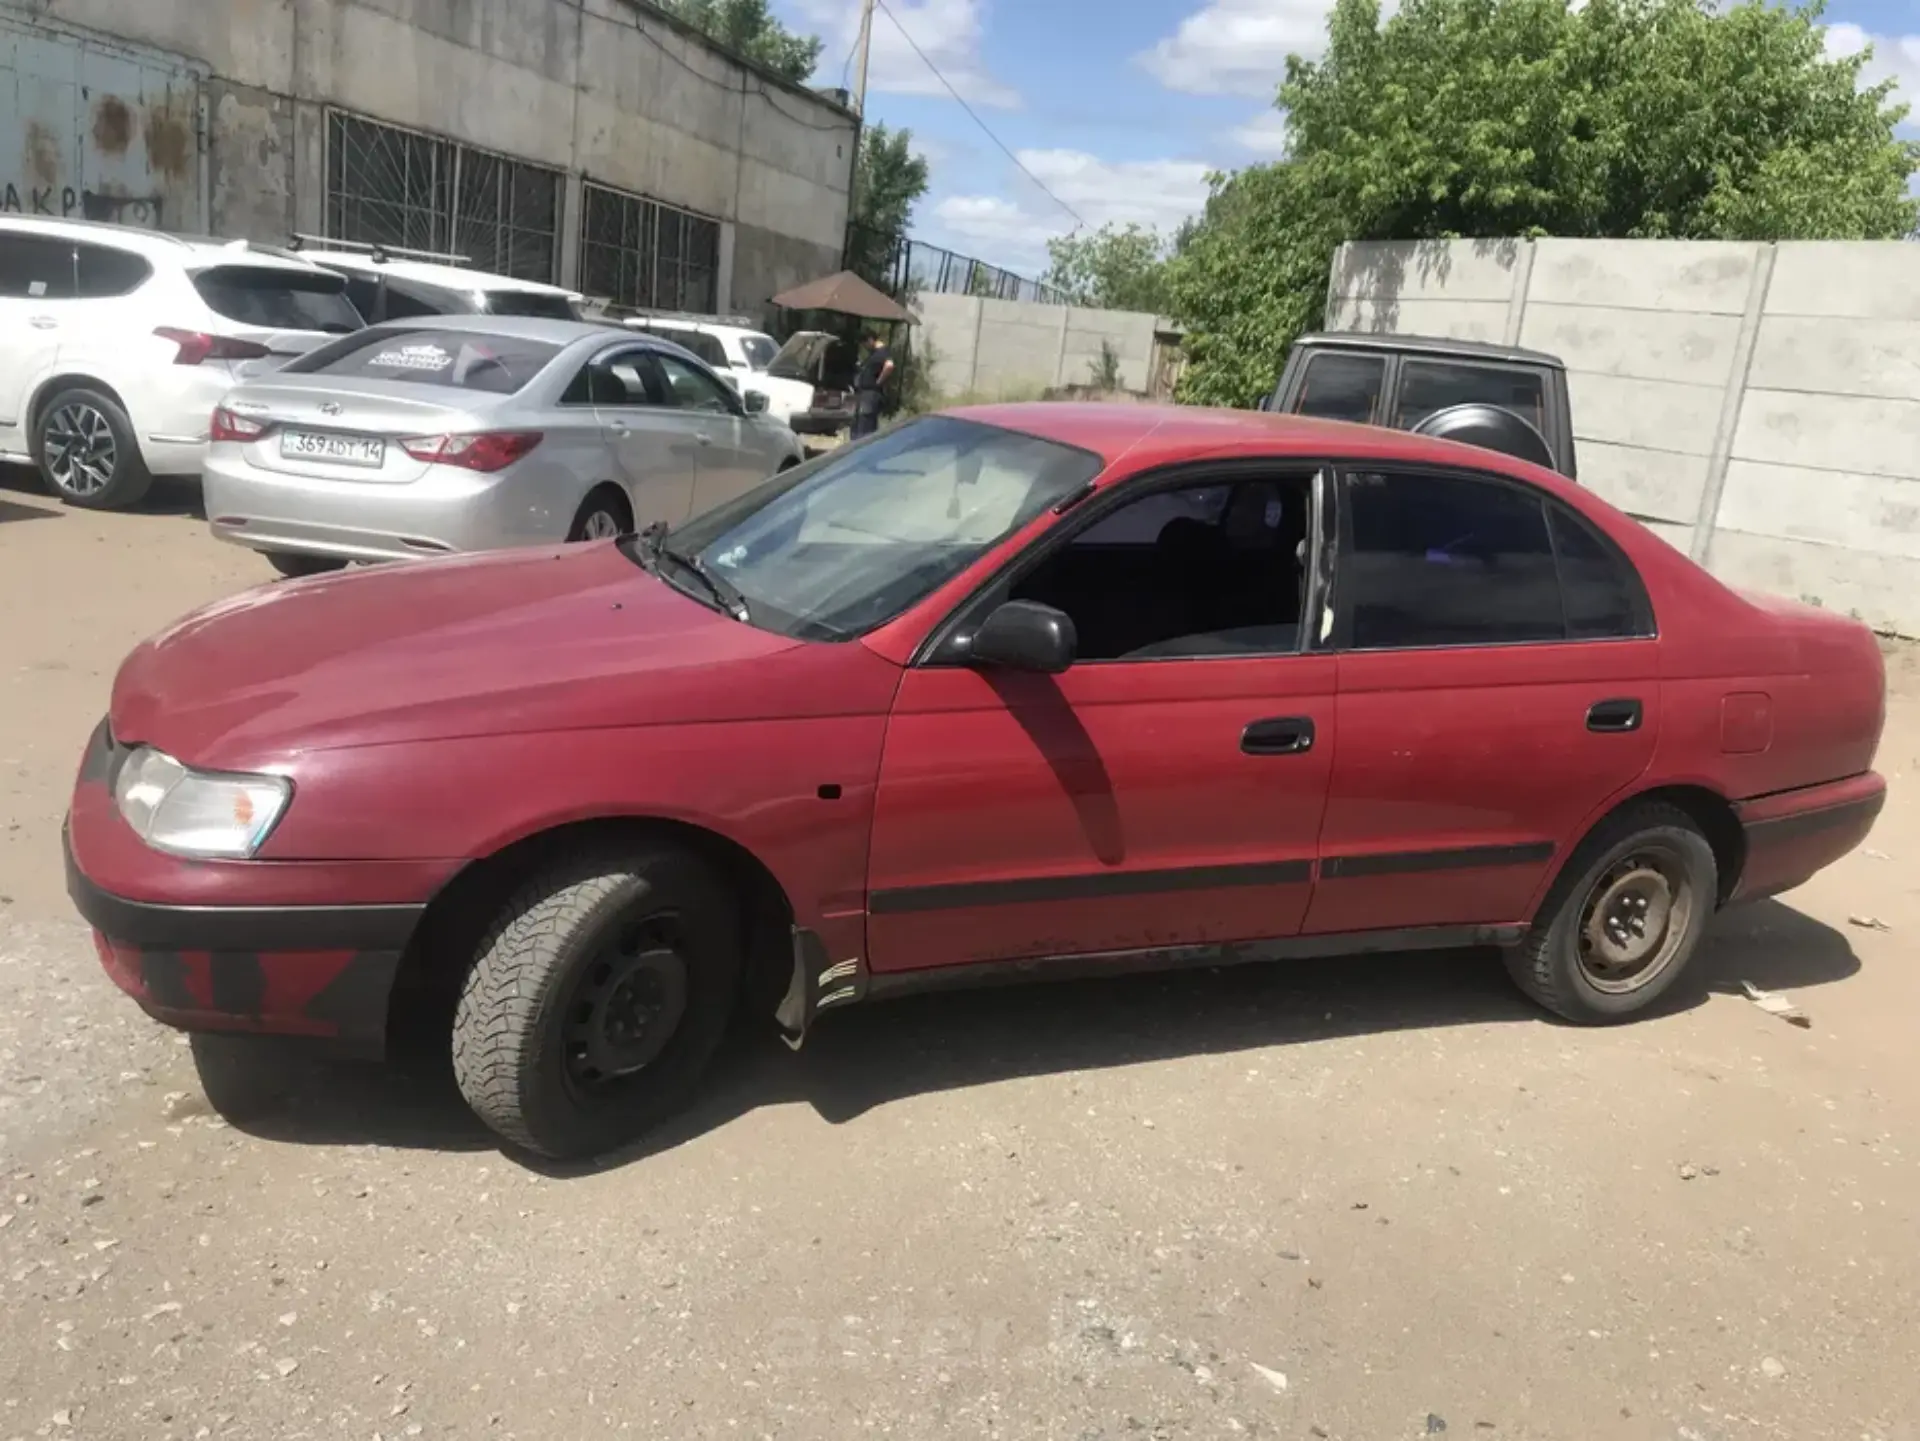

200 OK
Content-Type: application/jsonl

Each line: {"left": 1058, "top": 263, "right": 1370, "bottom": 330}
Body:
{"left": 773, "top": 0, "right": 1920, "bottom": 281}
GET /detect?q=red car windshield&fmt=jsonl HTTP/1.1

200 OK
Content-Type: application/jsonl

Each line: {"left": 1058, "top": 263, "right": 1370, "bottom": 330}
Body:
{"left": 654, "top": 416, "right": 1103, "bottom": 641}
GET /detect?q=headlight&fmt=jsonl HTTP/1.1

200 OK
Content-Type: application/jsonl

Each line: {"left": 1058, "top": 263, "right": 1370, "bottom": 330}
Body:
{"left": 112, "top": 746, "right": 291, "bottom": 859}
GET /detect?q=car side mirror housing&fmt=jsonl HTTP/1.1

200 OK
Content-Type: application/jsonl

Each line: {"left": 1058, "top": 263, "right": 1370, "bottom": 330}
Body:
{"left": 967, "top": 601, "right": 1077, "bottom": 674}
{"left": 744, "top": 390, "right": 769, "bottom": 415}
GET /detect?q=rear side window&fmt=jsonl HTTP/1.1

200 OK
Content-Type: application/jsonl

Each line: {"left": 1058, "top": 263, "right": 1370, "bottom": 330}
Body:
{"left": 1341, "top": 470, "right": 1564, "bottom": 649}
{"left": 293, "top": 328, "right": 564, "bottom": 394}
{"left": 1394, "top": 359, "right": 1547, "bottom": 434}
{"left": 482, "top": 290, "right": 577, "bottom": 320}
{"left": 74, "top": 244, "right": 153, "bottom": 298}
{"left": 1293, "top": 352, "right": 1384, "bottom": 424}
{"left": 1550, "top": 505, "right": 1650, "bottom": 638}
{"left": 192, "top": 266, "right": 363, "bottom": 333}
{"left": 0, "top": 234, "right": 77, "bottom": 299}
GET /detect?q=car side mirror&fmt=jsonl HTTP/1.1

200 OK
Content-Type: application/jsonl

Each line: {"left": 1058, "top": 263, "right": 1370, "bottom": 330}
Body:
{"left": 744, "top": 390, "right": 769, "bottom": 415}
{"left": 967, "top": 601, "right": 1077, "bottom": 674}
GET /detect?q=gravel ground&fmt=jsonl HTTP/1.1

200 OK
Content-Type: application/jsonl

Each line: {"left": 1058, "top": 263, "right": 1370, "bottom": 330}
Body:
{"left": 4, "top": 467, "right": 1919, "bottom": 1440}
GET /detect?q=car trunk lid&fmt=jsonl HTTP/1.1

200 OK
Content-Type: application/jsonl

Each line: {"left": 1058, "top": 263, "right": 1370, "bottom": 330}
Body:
{"left": 219, "top": 378, "right": 501, "bottom": 484}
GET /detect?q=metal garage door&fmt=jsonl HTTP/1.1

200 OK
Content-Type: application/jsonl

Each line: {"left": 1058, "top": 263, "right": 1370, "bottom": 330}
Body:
{"left": 1, "top": 7, "right": 205, "bottom": 232}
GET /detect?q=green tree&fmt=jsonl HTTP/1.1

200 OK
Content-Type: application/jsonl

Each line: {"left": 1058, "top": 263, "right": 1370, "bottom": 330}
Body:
{"left": 1042, "top": 223, "right": 1173, "bottom": 313}
{"left": 1169, "top": 0, "right": 1920, "bottom": 407}
{"left": 845, "top": 124, "right": 933, "bottom": 291}
{"left": 662, "top": 0, "right": 822, "bottom": 83}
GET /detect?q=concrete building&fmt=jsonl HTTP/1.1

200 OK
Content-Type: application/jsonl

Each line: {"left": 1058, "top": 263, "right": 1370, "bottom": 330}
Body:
{"left": 1, "top": 0, "right": 858, "bottom": 315}
{"left": 1326, "top": 236, "right": 1920, "bottom": 638}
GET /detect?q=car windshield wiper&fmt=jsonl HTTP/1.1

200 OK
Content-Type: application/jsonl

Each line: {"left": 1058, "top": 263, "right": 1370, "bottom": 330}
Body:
{"left": 660, "top": 541, "right": 750, "bottom": 623}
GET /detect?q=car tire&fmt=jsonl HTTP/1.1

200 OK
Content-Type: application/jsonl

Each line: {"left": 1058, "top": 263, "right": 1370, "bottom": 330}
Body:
{"left": 567, "top": 489, "right": 632, "bottom": 543}
{"left": 1504, "top": 802, "right": 1718, "bottom": 1024}
{"left": 265, "top": 552, "right": 347, "bottom": 579}
{"left": 33, "top": 387, "right": 153, "bottom": 510}
{"left": 451, "top": 844, "right": 741, "bottom": 1159}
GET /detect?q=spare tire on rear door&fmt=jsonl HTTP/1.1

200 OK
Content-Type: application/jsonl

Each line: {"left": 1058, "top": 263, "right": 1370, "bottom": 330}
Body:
{"left": 1410, "top": 402, "right": 1556, "bottom": 470}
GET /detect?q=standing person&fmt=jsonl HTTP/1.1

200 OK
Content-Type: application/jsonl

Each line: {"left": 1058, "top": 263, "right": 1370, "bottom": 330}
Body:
{"left": 851, "top": 331, "right": 894, "bottom": 440}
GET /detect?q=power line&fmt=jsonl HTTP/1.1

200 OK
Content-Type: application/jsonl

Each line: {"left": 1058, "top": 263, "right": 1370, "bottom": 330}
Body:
{"left": 872, "top": 0, "right": 1088, "bottom": 230}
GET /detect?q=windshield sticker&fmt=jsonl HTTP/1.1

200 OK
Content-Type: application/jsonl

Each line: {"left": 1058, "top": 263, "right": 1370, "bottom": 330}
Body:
{"left": 368, "top": 343, "right": 453, "bottom": 372}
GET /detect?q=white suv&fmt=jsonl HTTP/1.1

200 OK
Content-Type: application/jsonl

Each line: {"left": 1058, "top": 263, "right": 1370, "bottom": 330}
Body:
{"left": 0, "top": 218, "right": 363, "bottom": 510}
{"left": 619, "top": 316, "right": 787, "bottom": 417}
{"left": 288, "top": 241, "right": 586, "bottom": 323}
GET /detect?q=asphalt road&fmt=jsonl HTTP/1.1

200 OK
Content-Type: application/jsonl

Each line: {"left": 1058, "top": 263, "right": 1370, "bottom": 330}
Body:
{"left": 4, "top": 467, "right": 1919, "bottom": 1441}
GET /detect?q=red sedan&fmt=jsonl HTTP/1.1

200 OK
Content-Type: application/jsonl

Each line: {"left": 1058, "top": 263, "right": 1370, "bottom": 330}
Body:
{"left": 65, "top": 406, "right": 1887, "bottom": 1157}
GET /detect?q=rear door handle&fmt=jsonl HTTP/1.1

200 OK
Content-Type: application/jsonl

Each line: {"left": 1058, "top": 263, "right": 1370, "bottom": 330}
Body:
{"left": 608, "top": 422, "right": 630, "bottom": 437}
{"left": 29, "top": 316, "right": 57, "bottom": 330}
{"left": 696, "top": 433, "right": 713, "bottom": 447}
{"left": 1242, "top": 716, "right": 1315, "bottom": 756}
{"left": 1587, "top": 698, "right": 1643, "bottom": 733}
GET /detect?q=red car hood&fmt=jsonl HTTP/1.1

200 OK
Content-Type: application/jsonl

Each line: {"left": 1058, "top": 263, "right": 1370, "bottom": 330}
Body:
{"left": 110, "top": 544, "right": 817, "bottom": 767}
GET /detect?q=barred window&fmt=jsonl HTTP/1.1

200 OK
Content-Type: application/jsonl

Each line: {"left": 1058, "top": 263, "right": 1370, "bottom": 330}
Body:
{"left": 580, "top": 181, "right": 720, "bottom": 314}
{"left": 325, "top": 110, "right": 561, "bottom": 284}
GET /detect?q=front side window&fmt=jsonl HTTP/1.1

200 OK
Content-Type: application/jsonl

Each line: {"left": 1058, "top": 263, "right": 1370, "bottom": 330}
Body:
{"left": 1394, "top": 359, "right": 1547, "bottom": 434}
{"left": 740, "top": 334, "right": 778, "bottom": 371}
{"left": 1341, "top": 470, "right": 1563, "bottom": 649}
{"left": 1293, "top": 352, "right": 1384, "bottom": 424}
{"left": 654, "top": 354, "right": 734, "bottom": 414}
{"left": 1011, "top": 475, "right": 1312, "bottom": 661}
{"left": 285, "top": 327, "right": 563, "bottom": 394}
{"left": 655, "top": 416, "right": 1102, "bottom": 641}
{"left": 191, "top": 265, "right": 363, "bottom": 333}
{"left": 0, "top": 234, "right": 77, "bottom": 300}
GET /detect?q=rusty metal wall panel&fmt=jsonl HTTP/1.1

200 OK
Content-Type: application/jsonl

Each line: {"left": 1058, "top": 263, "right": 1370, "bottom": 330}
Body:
{"left": 1, "top": 7, "right": 204, "bottom": 232}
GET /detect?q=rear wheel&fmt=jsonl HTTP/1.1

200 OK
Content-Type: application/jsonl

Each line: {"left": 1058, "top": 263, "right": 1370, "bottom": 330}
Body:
{"left": 1505, "top": 802, "right": 1718, "bottom": 1023}
{"left": 265, "top": 552, "right": 348, "bottom": 579}
{"left": 450, "top": 845, "right": 741, "bottom": 1159}
{"left": 33, "top": 387, "right": 152, "bottom": 510}
{"left": 568, "top": 488, "right": 633, "bottom": 542}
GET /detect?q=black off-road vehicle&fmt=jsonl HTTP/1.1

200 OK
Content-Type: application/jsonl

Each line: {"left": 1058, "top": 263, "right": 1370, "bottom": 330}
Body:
{"left": 1263, "top": 333, "right": 1578, "bottom": 480}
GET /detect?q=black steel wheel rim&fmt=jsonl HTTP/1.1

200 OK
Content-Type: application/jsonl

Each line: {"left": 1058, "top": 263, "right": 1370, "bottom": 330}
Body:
{"left": 560, "top": 913, "right": 690, "bottom": 1095}
{"left": 1575, "top": 842, "right": 1695, "bottom": 995}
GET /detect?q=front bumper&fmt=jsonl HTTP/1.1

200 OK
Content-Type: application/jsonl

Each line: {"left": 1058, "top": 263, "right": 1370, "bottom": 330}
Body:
{"left": 66, "top": 829, "right": 422, "bottom": 1055}
{"left": 65, "top": 720, "right": 436, "bottom": 1054}
{"left": 69, "top": 828, "right": 422, "bottom": 1051}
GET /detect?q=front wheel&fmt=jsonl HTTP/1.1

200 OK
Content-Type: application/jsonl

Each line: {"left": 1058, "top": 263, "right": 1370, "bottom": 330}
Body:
{"left": 34, "top": 387, "right": 152, "bottom": 510}
{"left": 1504, "top": 802, "right": 1718, "bottom": 1024}
{"left": 265, "top": 552, "right": 347, "bottom": 579}
{"left": 451, "top": 845, "right": 741, "bottom": 1158}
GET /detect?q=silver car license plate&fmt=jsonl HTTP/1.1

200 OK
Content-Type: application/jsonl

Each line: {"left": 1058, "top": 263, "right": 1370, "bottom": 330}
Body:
{"left": 280, "top": 429, "right": 385, "bottom": 468}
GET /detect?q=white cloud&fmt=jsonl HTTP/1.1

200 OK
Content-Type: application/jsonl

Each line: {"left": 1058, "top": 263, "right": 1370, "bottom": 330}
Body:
{"left": 1229, "top": 108, "right": 1291, "bottom": 156}
{"left": 1825, "top": 22, "right": 1920, "bottom": 116}
{"left": 794, "top": 0, "right": 1019, "bottom": 108}
{"left": 933, "top": 149, "right": 1214, "bottom": 271}
{"left": 1137, "top": 0, "right": 1333, "bottom": 97}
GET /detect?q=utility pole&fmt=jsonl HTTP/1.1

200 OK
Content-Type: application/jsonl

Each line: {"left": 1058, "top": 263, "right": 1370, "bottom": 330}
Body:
{"left": 852, "top": 0, "right": 876, "bottom": 114}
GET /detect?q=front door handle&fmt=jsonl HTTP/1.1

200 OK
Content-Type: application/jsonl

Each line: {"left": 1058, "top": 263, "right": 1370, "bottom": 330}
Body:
{"left": 1242, "top": 716, "right": 1315, "bottom": 756}
{"left": 696, "top": 433, "right": 713, "bottom": 447}
{"left": 29, "top": 316, "right": 57, "bottom": 330}
{"left": 1587, "top": 698, "right": 1643, "bottom": 733}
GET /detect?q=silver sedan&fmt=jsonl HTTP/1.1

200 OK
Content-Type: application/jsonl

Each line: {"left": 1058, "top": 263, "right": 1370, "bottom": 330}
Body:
{"left": 202, "top": 315, "right": 806, "bottom": 576}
